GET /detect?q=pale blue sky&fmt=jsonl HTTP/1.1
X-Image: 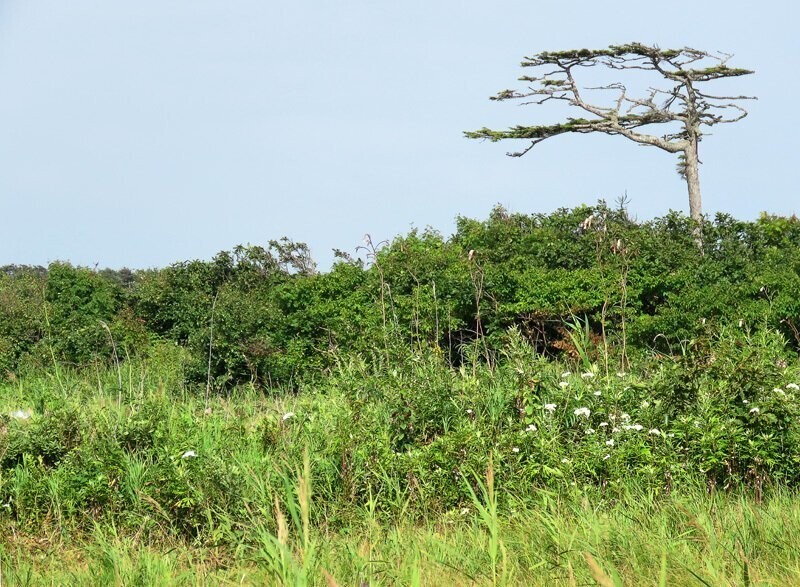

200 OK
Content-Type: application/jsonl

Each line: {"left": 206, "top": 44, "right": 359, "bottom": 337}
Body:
{"left": 0, "top": 1, "right": 796, "bottom": 269}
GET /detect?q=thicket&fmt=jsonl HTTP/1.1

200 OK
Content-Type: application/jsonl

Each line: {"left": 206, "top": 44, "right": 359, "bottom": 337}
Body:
{"left": 0, "top": 204, "right": 798, "bottom": 494}
{"left": 2, "top": 203, "right": 799, "bottom": 386}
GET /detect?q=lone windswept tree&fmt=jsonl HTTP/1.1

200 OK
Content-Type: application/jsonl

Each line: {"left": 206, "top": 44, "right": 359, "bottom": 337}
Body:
{"left": 465, "top": 43, "right": 755, "bottom": 226}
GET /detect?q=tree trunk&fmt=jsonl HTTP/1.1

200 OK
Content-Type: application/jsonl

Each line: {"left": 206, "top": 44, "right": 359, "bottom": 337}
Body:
{"left": 683, "top": 137, "right": 702, "bottom": 224}
{"left": 683, "top": 136, "right": 704, "bottom": 250}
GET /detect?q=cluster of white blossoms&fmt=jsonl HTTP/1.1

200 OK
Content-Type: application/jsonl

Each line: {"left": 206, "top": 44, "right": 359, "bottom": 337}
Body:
{"left": 574, "top": 407, "right": 591, "bottom": 418}
{"left": 622, "top": 423, "right": 644, "bottom": 432}
{"left": 521, "top": 374, "right": 728, "bottom": 462}
{"left": 556, "top": 370, "right": 598, "bottom": 389}
{"left": 773, "top": 383, "right": 800, "bottom": 397}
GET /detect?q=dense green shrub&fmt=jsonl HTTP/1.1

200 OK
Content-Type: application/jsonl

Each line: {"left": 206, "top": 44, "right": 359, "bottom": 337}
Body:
{"left": 0, "top": 205, "right": 797, "bottom": 392}
{"left": 1, "top": 405, "right": 83, "bottom": 469}
{"left": 41, "top": 263, "right": 123, "bottom": 365}
{"left": 0, "top": 268, "right": 46, "bottom": 376}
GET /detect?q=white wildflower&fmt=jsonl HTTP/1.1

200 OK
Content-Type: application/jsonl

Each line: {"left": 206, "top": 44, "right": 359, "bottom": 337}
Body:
{"left": 525, "top": 423, "right": 537, "bottom": 433}
{"left": 640, "top": 400, "right": 650, "bottom": 408}
{"left": 581, "top": 372, "right": 595, "bottom": 379}
{"left": 561, "top": 371, "right": 572, "bottom": 378}
{"left": 586, "top": 428, "right": 596, "bottom": 435}
{"left": 648, "top": 428, "right": 661, "bottom": 435}
{"left": 668, "top": 433, "right": 675, "bottom": 438}
{"left": 559, "top": 381, "right": 569, "bottom": 389}
{"left": 606, "top": 439, "right": 615, "bottom": 447}
{"left": 612, "top": 427, "right": 621, "bottom": 433}
{"left": 181, "top": 450, "right": 197, "bottom": 459}
{"left": 599, "top": 422, "right": 608, "bottom": 427}
{"left": 282, "top": 412, "right": 295, "bottom": 421}
{"left": 544, "top": 403, "right": 557, "bottom": 413}
{"left": 616, "top": 372, "right": 626, "bottom": 378}
{"left": 466, "top": 409, "right": 474, "bottom": 415}
{"left": 593, "top": 390, "right": 602, "bottom": 396}
{"left": 10, "top": 409, "right": 31, "bottom": 420}
{"left": 603, "top": 453, "right": 611, "bottom": 460}
{"left": 621, "top": 413, "right": 631, "bottom": 422}
{"left": 749, "top": 407, "right": 760, "bottom": 414}
{"left": 632, "top": 424, "right": 644, "bottom": 432}
{"left": 561, "top": 458, "right": 570, "bottom": 464}
{"left": 574, "top": 407, "right": 591, "bottom": 418}
{"left": 786, "top": 383, "right": 799, "bottom": 391}
{"left": 743, "top": 399, "right": 749, "bottom": 405}
{"left": 512, "top": 447, "right": 520, "bottom": 453}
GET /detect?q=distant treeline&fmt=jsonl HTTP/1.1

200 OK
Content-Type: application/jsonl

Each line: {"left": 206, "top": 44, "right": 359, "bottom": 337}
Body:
{"left": 2, "top": 203, "right": 799, "bottom": 388}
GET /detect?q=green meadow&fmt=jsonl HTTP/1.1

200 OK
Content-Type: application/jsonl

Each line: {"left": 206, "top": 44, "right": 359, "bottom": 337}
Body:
{"left": 2, "top": 205, "right": 800, "bottom": 584}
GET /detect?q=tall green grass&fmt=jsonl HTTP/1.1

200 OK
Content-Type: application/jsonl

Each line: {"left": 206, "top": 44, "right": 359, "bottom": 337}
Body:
{"left": 3, "top": 481, "right": 800, "bottom": 585}
{"left": 0, "top": 334, "right": 799, "bottom": 584}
